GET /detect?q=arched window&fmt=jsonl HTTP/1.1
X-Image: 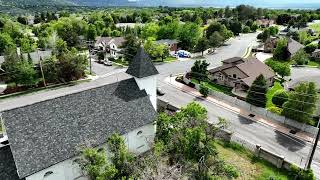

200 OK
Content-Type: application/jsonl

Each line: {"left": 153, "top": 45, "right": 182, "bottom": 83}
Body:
{"left": 137, "top": 131, "right": 143, "bottom": 135}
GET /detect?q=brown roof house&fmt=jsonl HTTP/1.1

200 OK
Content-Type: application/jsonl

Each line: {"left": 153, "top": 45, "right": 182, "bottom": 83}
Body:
{"left": 263, "top": 37, "right": 304, "bottom": 58}
{"left": 256, "top": 19, "right": 275, "bottom": 28}
{"left": 208, "top": 57, "right": 275, "bottom": 97}
{"left": 155, "top": 39, "right": 179, "bottom": 52}
{"left": 287, "top": 38, "right": 304, "bottom": 58}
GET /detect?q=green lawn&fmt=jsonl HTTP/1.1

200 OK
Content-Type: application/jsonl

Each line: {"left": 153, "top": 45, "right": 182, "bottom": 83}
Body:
{"left": 153, "top": 56, "right": 177, "bottom": 63}
{"left": 307, "top": 60, "right": 320, "bottom": 67}
{"left": 266, "top": 82, "right": 284, "bottom": 109}
{"left": 310, "top": 23, "right": 320, "bottom": 33}
{"left": 217, "top": 141, "right": 290, "bottom": 180}
{"left": 191, "top": 79, "right": 234, "bottom": 96}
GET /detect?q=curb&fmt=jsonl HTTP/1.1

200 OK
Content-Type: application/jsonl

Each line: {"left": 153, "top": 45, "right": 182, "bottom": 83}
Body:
{"left": 165, "top": 76, "right": 318, "bottom": 146}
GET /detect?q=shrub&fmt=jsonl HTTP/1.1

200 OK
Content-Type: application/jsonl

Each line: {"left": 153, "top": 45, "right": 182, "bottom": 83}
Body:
{"left": 199, "top": 84, "right": 209, "bottom": 97}
{"left": 304, "top": 43, "right": 317, "bottom": 54}
{"left": 223, "top": 164, "right": 240, "bottom": 178}
{"left": 268, "top": 106, "right": 283, "bottom": 115}
{"left": 272, "top": 90, "right": 289, "bottom": 107}
{"left": 242, "top": 26, "right": 251, "bottom": 33}
{"left": 289, "top": 165, "right": 315, "bottom": 180}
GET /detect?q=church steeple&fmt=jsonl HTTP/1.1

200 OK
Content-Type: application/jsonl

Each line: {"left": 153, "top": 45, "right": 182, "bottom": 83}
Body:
{"left": 126, "top": 47, "right": 159, "bottom": 78}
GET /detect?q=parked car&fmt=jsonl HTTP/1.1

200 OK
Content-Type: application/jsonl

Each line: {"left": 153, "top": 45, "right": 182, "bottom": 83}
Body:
{"left": 176, "top": 50, "right": 191, "bottom": 58}
{"left": 157, "top": 87, "right": 165, "bottom": 96}
{"left": 103, "top": 60, "right": 113, "bottom": 66}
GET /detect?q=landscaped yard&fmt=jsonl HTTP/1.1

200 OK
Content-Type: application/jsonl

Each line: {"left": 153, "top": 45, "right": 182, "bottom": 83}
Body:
{"left": 307, "top": 60, "right": 320, "bottom": 67}
{"left": 153, "top": 56, "right": 177, "bottom": 63}
{"left": 217, "top": 141, "right": 290, "bottom": 179}
{"left": 310, "top": 23, "right": 320, "bottom": 34}
{"left": 191, "top": 79, "right": 234, "bottom": 96}
{"left": 266, "top": 82, "right": 284, "bottom": 109}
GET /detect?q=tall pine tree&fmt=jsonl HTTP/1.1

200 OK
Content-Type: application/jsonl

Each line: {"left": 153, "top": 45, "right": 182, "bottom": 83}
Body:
{"left": 246, "top": 74, "right": 268, "bottom": 107}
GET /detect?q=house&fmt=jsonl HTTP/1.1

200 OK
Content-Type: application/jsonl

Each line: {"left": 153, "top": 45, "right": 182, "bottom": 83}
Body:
{"left": 264, "top": 36, "right": 279, "bottom": 53}
{"left": 311, "top": 49, "right": 320, "bottom": 61}
{"left": 208, "top": 57, "right": 275, "bottom": 92}
{"left": 0, "top": 50, "right": 52, "bottom": 65}
{"left": 0, "top": 48, "right": 159, "bottom": 180}
{"left": 95, "top": 37, "right": 126, "bottom": 58}
{"left": 256, "top": 19, "right": 275, "bottom": 28}
{"left": 155, "top": 39, "right": 179, "bottom": 52}
{"left": 263, "top": 37, "right": 304, "bottom": 58}
{"left": 287, "top": 38, "right": 304, "bottom": 58}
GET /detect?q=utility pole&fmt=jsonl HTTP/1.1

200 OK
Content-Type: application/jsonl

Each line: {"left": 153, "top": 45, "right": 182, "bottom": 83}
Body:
{"left": 86, "top": 41, "right": 93, "bottom": 75}
{"left": 37, "top": 49, "right": 46, "bottom": 87}
{"left": 307, "top": 117, "right": 320, "bottom": 169}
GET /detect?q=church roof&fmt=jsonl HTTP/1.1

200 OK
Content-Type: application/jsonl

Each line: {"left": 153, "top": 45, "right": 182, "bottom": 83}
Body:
{"left": 126, "top": 48, "right": 159, "bottom": 78}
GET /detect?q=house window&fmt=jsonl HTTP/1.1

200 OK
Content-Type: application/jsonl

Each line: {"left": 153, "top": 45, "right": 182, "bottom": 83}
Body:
{"left": 137, "top": 131, "right": 143, "bottom": 135}
{"left": 233, "top": 74, "right": 237, "bottom": 78}
{"left": 44, "top": 171, "right": 53, "bottom": 178}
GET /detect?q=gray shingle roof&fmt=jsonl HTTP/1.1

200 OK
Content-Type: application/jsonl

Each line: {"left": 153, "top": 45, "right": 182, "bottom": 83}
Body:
{"left": 126, "top": 48, "right": 159, "bottom": 78}
{"left": 222, "top": 57, "right": 244, "bottom": 64}
{"left": 2, "top": 78, "right": 157, "bottom": 178}
{"left": 287, "top": 38, "right": 304, "bottom": 56}
{"left": 0, "top": 146, "right": 24, "bottom": 180}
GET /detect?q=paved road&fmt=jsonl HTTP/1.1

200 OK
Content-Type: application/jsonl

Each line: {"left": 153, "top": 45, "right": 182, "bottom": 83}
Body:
{"left": 152, "top": 33, "right": 320, "bottom": 177}
{"left": 157, "top": 81, "right": 320, "bottom": 177}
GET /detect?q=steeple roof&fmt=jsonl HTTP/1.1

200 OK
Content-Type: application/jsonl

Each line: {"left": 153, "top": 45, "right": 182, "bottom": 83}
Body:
{"left": 126, "top": 47, "right": 159, "bottom": 78}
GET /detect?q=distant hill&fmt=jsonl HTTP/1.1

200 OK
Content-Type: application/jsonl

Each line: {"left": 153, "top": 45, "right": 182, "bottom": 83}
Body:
{"left": 1, "top": 0, "right": 75, "bottom": 6}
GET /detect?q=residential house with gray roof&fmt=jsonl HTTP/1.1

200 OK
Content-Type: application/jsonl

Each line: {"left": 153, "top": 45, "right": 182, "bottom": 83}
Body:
{"left": 0, "top": 47, "right": 158, "bottom": 180}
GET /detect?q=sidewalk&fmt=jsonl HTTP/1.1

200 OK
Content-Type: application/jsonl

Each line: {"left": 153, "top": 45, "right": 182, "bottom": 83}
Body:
{"left": 165, "top": 76, "right": 317, "bottom": 144}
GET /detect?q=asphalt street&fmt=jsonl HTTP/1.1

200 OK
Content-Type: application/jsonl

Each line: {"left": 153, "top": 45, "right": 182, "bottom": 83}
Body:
{"left": 152, "top": 32, "right": 320, "bottom": 177}
{"left": 88, "top": 33, "right": 319, "bottom": 175}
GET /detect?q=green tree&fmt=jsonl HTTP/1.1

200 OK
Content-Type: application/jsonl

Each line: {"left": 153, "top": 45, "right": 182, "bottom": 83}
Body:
{"left": 77, "top": 147, "right": 117, "bottom": 180}
{"left": 141, "top": 22, "right": 160, "bottom": 39}
{"left": 55, "top": 38, "right": 68, "bottom": 57}
{"left": 292, "top": 49, "right": 309, "bottom": 65}
{"left": 0, "top": 33, "right": 15, "bottom": 54}
{"left": 13, "top": 60, "right": 38, "bottom": 86}
{"left": 273, "top": 38, "right": 289, "bottom": 61}
{"left": 246, "top": 74, "right": 268, "bottom": 107}
{"left": 195, "top": 37, "right": 209, "bottom": 56}
{"left": 242, "top": 26, "right": 251, "bottom": 33}
{"left": 304, "top": 43, "right": 317, "bottom": 54}
{"left": 121, "top": 35, "right": 141, "bottom": 62}
{"left": 17, "top": 16, "right": 28, "bottom": 25}
{"left": 191, "top": 60, "right": 210, "bottom": 83}
{"left": 87, "top": 24, "right": 97, "bottom": 41}
{"left": 107, "top": 133, "right": 135, "bottom": 179}
{"left": 42, "top": 56, "right": 59, "bottom": 84}
{"left": 209, "top": 31, "right": 224, "bottom": 48}
{"left": 283, "top": 82, "right": 318, "bottom": 124}
{"left": 178, "top": 22, "right": 202, "bottom": 50}
{"left": 19, "top": 37, "right": 36, "bottom": 53}
{"left": 272, "top": 90, "right": 289, "bottom": 107}
{"left": 266, "top": 60, "right": 291, "bottom": 82}
{"left": 57, "top": 49, "right": 87, "bottom": 82}
{"left": 199, "top": 83, "right": 209, "bottom": 97}
{"left": 158, "top": 21, "right": 179, "bottom": 40}
{"left": 101, "top": 28, "right": 112, "bottom": 37}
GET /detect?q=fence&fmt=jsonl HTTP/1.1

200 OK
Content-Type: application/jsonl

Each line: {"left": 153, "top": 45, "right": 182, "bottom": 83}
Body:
{"left": 157, "top": 99, "right": 309, "bottom": 172}
{"left": 230, "top": 135, "right": 307, "bottom": 170}
{"left": 182, "top": 77, "right": 319, "bottom": 135}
